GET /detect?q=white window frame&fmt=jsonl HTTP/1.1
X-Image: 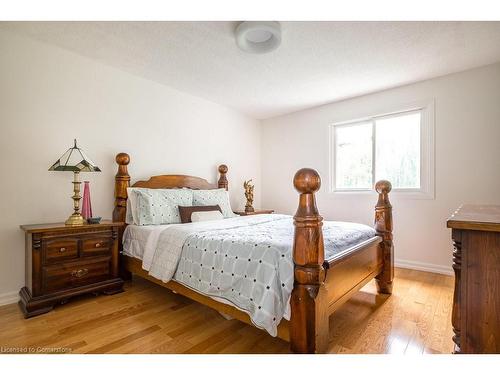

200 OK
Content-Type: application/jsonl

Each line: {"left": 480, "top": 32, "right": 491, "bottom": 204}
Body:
{"left": 329, "top": 100, "right": 435, "bottom": 199}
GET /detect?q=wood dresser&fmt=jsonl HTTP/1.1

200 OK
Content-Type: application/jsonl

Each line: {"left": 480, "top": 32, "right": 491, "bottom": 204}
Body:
{"left": 234, "top": 209, "right": 274, "bottom": 216}
{"left": 19, "top": 221, "right": 124, "bottom": 318}
{"left": 447, "top": 205, "right": 500, "bottom": 353}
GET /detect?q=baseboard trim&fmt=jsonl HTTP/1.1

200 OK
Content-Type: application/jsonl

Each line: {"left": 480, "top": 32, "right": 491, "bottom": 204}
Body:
{"left": 395, "top": 259, "right": 453, "bottom": 276}
{"left": 0, "top": 290, "right": 19, "bottom": 306}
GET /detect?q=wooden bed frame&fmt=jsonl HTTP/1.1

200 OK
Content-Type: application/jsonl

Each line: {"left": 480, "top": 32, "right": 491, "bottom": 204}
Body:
{"left": 112, "top": 153, "right": 394, "bottom": 354}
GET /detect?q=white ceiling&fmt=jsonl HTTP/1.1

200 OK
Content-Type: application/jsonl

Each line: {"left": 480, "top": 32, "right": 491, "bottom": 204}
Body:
{"left": 3, "top": 21, "right": 500, "bottom": 119}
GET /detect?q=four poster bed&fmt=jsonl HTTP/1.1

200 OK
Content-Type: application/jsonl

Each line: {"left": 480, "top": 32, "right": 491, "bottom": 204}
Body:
{"left": 112, "top": 152, "right": 394, "bottom": 354}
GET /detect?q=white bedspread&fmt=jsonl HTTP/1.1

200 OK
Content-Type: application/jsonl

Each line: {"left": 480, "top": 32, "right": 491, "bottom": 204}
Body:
{"left": 122, "top": 214, "right": 376, "bottom": 336}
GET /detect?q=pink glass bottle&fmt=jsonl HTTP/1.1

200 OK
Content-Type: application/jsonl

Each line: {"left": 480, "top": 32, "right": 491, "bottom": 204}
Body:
{"left": 81, "top": 181, "right": 93, "bottom": 220}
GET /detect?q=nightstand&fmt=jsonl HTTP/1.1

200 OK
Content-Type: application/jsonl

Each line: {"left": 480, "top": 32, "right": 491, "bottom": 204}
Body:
{"left": 19, "top": 221, "right": 124, "bottom": 318}
{"left": 234, "top": 209, "right": 275, "bottom": 216}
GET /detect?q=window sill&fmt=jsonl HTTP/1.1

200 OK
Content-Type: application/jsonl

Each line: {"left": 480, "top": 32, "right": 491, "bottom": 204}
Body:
{"left": 329, "top": 189, "right": 434, "bottom": 200}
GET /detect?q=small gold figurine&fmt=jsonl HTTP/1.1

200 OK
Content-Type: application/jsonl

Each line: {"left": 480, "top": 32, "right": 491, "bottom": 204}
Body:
{"left": 243, "top": 179, "right": 255, "bottom": 213}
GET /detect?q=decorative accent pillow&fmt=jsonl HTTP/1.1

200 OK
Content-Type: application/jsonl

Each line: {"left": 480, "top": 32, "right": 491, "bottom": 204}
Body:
{"left": 191, "top": 210, "right": 224, "bottom": 223}
{"left": 133, "top": 188, "right": 193, "bottom": 225}
{"left": 192, "top": 189, "right": 237, "bottom": 218}
{"left": 178, "top": 205, "right": 222, "bottom": 224}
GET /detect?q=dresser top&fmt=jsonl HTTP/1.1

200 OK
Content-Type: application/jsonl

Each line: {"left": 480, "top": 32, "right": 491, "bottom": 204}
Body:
{"left": 447, "top": 205, "right": 500, "bottom": 232}
{"left": 20, "top": 220, "right": 124, "bottom": 233}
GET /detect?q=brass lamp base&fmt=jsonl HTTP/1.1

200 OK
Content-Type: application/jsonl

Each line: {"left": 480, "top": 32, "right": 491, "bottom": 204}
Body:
{"left": 65, "top": 171, "right": 85, "bottom": 226}
{"left": 65, "top": 213, "right": 85, "bottom": 226}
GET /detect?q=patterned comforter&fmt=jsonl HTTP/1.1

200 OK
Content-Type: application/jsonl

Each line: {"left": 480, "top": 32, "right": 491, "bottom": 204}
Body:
{"left": 127, "top": 214, "right": 377, "bottom": 336}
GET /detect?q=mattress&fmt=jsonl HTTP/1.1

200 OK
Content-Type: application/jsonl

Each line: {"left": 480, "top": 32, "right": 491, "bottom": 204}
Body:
{"left": 122, "top": 216, "right": 376, "bottom": 261}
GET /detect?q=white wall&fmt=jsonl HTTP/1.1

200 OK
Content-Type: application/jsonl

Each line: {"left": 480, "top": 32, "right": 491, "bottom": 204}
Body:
{"left": 261, "top": 63, "right": 500, "bottom": 274}
{"left": 0, "top": 30, "right": 261, "bottom": 302}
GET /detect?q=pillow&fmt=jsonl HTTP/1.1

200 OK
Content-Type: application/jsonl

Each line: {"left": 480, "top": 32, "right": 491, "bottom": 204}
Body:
{"left": 192, "top": 189, "right": 237, "bottom": 218}
{"left": 133, "top": 188, "right": 193, "bottom": 225}
{"left": 126, "top": 198, "right": 135, "bottom": 225}
{"left": 178, "top": 205, "right": 222, "bottom": 223}
{"left": 125, "top": 187, "right": 142, "bottom": 225}
{"left": 191, "top": 210, "right": 224, "bottom": 223}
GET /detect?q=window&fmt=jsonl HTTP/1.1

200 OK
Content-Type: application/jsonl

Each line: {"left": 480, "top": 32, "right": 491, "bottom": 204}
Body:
{"left": 330, "top": 102, "right": 434, "bottom": 198}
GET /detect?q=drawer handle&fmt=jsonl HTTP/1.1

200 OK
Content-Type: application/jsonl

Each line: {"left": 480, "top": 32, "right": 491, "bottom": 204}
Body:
{"left": 95, "top": 243, "right": 101, "bottom": 248}
{"left": 71, "top": 268, "right": 89, "bottom": 278}
{"left": 59, "top": 247, "right": 66, "bottom": 253}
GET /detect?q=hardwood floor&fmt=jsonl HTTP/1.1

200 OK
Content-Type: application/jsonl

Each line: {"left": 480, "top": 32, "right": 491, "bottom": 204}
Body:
{"left": 0, "top": 268, "right": 454, "bottom": 354}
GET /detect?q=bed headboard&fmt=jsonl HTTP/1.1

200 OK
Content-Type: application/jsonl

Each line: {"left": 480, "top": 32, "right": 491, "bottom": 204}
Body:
{"left": 112, "top": 152, "right": 228, "bottom": 223}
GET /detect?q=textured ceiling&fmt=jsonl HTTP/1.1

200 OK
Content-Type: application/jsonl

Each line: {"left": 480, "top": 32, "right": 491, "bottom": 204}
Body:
{"left": 3, "top": 21, "right": 500, "bottom": 119}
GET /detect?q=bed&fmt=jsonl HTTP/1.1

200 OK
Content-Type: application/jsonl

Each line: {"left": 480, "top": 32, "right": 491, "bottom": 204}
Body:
{"left": 112, "top": 153, "right": 394, "bottom": 353}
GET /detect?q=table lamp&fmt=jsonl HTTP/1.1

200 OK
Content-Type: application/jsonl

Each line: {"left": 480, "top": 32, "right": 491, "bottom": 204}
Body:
{"left": 48, "top": 139, "right": 101, "bottom": 226}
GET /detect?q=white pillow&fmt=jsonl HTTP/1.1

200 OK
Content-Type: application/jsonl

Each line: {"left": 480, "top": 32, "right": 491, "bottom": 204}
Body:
{"left": 125, "top": 187, "right": 140, "bottom": 225}
{"left": 192, "top": 189, "right": 237, "bottom": 218}
{"left": 131, "top": 188, "right": 193, "bottom": 225}
{"left": 191, "top": 210, "right": 224, "bottom": 222}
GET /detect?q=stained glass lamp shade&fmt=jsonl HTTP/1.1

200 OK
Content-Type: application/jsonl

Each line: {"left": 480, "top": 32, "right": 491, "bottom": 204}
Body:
{"left": 49, "top": 140, "right": 101, "bottom": 226}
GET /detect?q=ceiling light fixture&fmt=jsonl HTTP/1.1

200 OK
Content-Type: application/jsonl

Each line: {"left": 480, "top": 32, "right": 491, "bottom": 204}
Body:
{"left": 235, "top": 21, "right": 281, "bottom": 54}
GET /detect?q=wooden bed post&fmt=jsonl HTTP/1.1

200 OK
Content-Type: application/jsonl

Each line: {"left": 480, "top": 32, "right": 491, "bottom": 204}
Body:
{"left": 290, "top": 168, "right": 329, "bottom": 354}
{"left": 113, "top": 153, "right": 130, "bottom": 223}
{"left": 217, "top": 164, "right": 228, "bottom": 190}
{"left": 374, "top": 180, "right": 394, "bottom": 294}
{"left": 113, "top": 153, "right": 131, "bottom": 280}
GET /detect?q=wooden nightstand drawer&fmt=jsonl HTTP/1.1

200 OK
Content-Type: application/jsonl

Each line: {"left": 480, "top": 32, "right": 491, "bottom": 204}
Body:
{"left": 44, "top": 237, "right": 79, "bottom": 263}
{"left": 42, "top": 257, "right": 111, "bottom": 294}
{"left": 81, "top": 236, "right": 112, "bottom": 257}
